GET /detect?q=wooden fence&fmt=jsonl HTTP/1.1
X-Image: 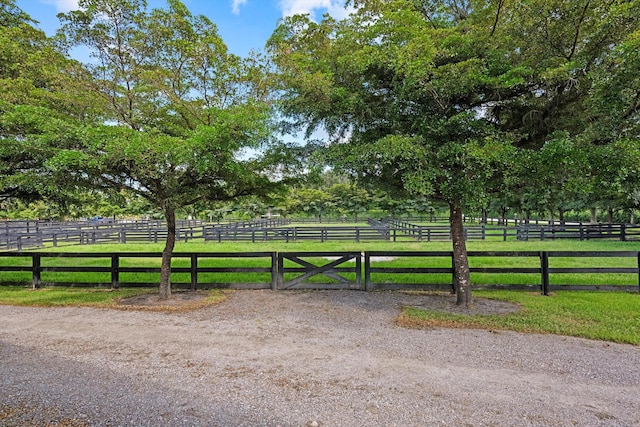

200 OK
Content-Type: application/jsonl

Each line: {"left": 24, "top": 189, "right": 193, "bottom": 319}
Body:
{"left": 1, "top": 251, "right": 638, "bottom": 294}
{"left": 2, "top": 218, "right": 639, "bottom": 249}
{"left": 386, "top": 219, "right": 640, "bottom": 242}
{"left": 0, "top": 219, "right": 206, "bottom": 251}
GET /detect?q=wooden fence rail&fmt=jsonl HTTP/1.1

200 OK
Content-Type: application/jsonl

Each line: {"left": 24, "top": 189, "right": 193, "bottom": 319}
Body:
{"left": 3, "top": 218, "right": 639, "bottom": 249}
{"left": 385, "top": 219, "right": 640, "bottom": 242}
{"left": 0, "top": 251, "right": 638, "bottom": 294}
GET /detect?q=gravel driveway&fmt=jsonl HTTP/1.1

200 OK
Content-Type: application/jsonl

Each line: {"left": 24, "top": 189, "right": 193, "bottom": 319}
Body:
{"left": 1, "top": 290, "right": 639, "bottom": 427}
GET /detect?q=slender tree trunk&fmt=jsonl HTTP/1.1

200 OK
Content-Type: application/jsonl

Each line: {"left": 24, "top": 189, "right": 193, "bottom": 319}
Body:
{"left": 159, "top": 206, "right": 176, "bottom": 300}
{"left": 630, "top": 209, "right": 635, "bottom": 225}
{"left": 608, "top": 208, "right": 614, "bottom": 224}
{"left": 558, "top": 209, "right": 565, "bottom": 225}
{"left": 449, "top": 204, "right": 472, "bottom": 307}
{"left": 590, "top": 207, "right": 597, "bottom": 224}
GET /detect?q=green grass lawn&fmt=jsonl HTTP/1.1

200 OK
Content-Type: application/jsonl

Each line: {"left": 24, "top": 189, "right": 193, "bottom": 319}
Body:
{"left": 0, "top": 286, "right": 225, "bottom": 311}
{"left": 400, "top": 290, "right": 640, "bottom": 345}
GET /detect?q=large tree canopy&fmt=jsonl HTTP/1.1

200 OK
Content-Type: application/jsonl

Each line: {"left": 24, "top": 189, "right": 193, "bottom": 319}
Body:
{"left": 0, "top": 0, "right": 95, "bottom": 207}
{"left": 268, "top": 0, "right": 640, "bottom": 306}
{"left": 53, "top": 0, "right": 280, "bottom": 298}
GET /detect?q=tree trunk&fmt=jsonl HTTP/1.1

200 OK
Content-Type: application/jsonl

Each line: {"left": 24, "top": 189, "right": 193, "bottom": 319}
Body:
{"left": 558, "top": 209, "right": 565, "bottom": 225}
{"left": 500, "top": 208, "right": 508, "bottom": 226}
{"left": 590, "top": 207, "right": 597, "bottom": 224}
{"left": 630, "top": 209, "right": 635, "bottom": 225}
{"left": 449, "top": 204, "right": 472, "bottom": 307}
{"left": 608, "top": 208, "right": 614, "bottom": 224}
{"left": 481, "top": 208, "right": 488, "bottom": 224}
{"left": 159, "top": 206, "right": 176, "bottom": 300}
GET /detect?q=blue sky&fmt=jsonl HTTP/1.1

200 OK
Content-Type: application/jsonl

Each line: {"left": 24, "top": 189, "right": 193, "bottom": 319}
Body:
{"left": 16, "top": 0, "right": 353, "bottom": 57}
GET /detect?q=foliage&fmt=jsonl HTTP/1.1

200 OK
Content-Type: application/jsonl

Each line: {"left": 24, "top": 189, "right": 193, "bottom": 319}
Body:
{"left": 0, "top": 0, "right": 96, "bottom": 207}
{"left": 268, "top": 0, "right": 640, "bottom": 305}
{"left": 53, "top": 0, "right": 283, "bottom": 298}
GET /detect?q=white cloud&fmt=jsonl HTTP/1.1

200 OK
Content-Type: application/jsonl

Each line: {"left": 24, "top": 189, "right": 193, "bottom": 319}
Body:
{"left": 279, "top": 0, "right": 354, "bottom": 20}
{"left": 231, "top": 0, "right": 248, "bottom": 15}
{"left": 41, "top": 0, "right": 80, "bottom": 12}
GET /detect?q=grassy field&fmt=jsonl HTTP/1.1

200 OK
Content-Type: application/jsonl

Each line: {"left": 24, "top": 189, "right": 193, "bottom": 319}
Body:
{"left": 0, "top": 286, "right": 225, "bottom": 312}
{"left": 399, "top": 290, "right": 640, "bottom": 345}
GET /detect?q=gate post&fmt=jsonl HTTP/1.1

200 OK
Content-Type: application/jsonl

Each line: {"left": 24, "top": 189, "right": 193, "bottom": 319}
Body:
{"left": 364, "top": 252, "right": 371, "bottom": 291}
{"left": 269, "top": 252, "right": 277, "bottom": 290}
{"left": 276, "top": 252, "right": 284, "bottom": 290}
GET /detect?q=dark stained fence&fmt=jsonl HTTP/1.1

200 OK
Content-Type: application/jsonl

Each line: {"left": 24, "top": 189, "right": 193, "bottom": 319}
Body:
{"left": 0, "top": 220, "right": 206, "bottom": 250}
{"left": 385, "top": 219, "right": 640, "bottom": 242}
{"left": 516, "top": 223, "right": 640, "bottom": 241}
{"left": 1, "top": 251, "right": 638, "bottom": 293}
{"left": 204, "top": 225, "right": 388, "bottom": 242}
{"left": 0, "top": 252, "right": 277, "bottom": 290}
{"left": 4, "top": 219, "right": 639, "bottom": 248}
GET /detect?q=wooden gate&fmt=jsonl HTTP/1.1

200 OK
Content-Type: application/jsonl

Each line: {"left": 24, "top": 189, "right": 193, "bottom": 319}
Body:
{"left": 277, "top": 252, "right": 362, "bottom": 290}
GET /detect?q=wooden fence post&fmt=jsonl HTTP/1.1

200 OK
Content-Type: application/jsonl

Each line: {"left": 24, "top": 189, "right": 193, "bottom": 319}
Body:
{"left": 277, "top": 253, "right": 284, "bottom": 290}
{"left": 364, "top": 252, "right": 371, "bottom": 291}
{"left": 637, "top": 252, "right": 640, "bottom": 294}
{"left": 32, "top": 254, "right": 41, "bottom": 289}
{"left": 190, "top": 254, "right": 198, "bottom": 291}
{"left": 271, "top": 252, "right": 278, "bottom": 290}
{"left": 111, "top": 255, "right": 119, "bottom": 289}
{"left": 540, "top": 252, "right": 550, "bottom": 296}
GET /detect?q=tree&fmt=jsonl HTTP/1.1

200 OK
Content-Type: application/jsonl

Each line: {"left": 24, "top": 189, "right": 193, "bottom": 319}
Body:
{"left": 269, "top": 0, "right": 640, "bottom": 306}
{"left": 327, "top": 183, "right": 370, "bottom": 221}
{"left": 286, "top": 188, "right": 333, "bottom": 221}
{"left": 269, "top": 1, "right": 517, "bottom": 306}
{"left": 0, "top": 0, "right": 96, "bottom": 208}
{"left": 55, "top": 0, "right": 279, "bottom": 299}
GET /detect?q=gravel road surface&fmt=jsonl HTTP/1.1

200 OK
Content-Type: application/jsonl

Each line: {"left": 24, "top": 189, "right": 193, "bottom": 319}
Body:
{"left": 1, "top": 290, "right": 639, "bottom": 426}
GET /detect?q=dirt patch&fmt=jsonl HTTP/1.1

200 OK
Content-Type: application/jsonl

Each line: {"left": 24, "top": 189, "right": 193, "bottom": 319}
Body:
{"left": 115, "top": 290, "right": 518, "bottom": 316}
{"left": 405, "top": 292, "right": 521, "bottom": 315}
{"left": 116, "top": 290, "right": 223, "bottom": 312}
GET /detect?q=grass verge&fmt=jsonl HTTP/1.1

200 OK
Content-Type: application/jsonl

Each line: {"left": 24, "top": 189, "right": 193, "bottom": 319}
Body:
{"left": 398, "top": 290, "right": 640, "bottom": 345}
{"left": 0, "top": 286, "right": 226, "bottom": 312}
